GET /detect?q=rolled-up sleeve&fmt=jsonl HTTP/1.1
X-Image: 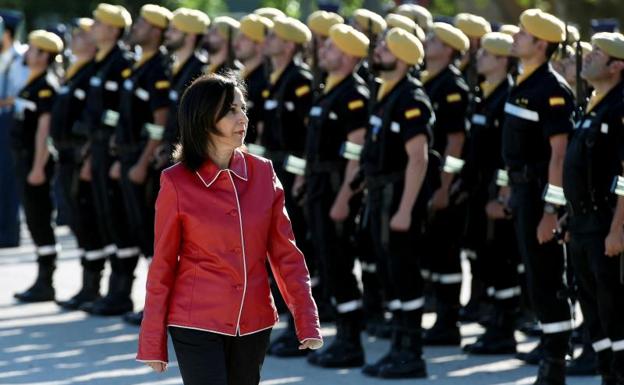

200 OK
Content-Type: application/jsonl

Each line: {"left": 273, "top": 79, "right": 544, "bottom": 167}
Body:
{"left": 136, "top": 172, "right": 181, "bottom": 363}
{"left": 266, "top": 162, "right": 322, "bottom": 344}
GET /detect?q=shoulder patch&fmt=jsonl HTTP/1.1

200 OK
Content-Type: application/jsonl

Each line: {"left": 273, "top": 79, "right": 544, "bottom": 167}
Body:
{"left": 38, "top": 89, "right": 52, "bottom": 98}
{"left": 155, "top": 80, "right": 170, "bottom": 90}
{"left": 295, "top": 85, "right": 311, "bottom": 97}
{"left": 446, "top": 93, "right": 462, "bottom": 103}
{"left": 549, "top": 96, "right": 565, "bottom": 106}
{"left": 121, "top": 68, "right": 132, "bottom": 78}
{"left": 348, "top": 99, "right": 365, "bottom": 110}
{"left": 405, "top": 108, "right": 422, "bottom": 119}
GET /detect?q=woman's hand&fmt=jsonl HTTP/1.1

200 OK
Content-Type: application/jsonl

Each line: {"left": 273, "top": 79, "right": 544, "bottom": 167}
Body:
{"left": 299, "top": 338, "right": 323, "bottom": 350}
{"left": 143, "top": 361, "right": 167, "bottom": 373}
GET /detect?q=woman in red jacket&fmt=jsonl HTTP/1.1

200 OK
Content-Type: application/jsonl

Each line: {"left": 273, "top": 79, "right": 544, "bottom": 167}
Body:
{"left": 136, "top": 72, "right": 323, "bottom": 385}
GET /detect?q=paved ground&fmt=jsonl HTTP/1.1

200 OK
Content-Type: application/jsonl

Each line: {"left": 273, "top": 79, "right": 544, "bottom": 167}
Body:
{"left": 0, "top": 226, "right": 601, "bottom": 385}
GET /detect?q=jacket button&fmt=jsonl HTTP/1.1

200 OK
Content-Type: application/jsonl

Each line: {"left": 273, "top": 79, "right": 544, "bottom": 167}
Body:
{"left": 234, "top": 247, "right": 242, "bottom": 254}
{"left": 234, "top": 284, "right": 243, "bottom": 291}
{"left": 229, "top": 209, "right": 237, "bottom": 216}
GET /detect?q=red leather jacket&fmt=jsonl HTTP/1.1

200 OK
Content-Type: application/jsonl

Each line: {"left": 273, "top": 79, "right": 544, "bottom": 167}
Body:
{"left": 136, "top": 149, "right": 321, "bottom": 363}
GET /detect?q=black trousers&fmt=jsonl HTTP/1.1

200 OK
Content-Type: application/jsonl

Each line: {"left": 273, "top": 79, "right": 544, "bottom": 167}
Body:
{"left": 568, "top": 210, "right": 624, "bottom": 378}
{"left": 13, "top": 151, "right": 56, "bottom": 258}
{"left": 366, "top": 181, "right": 425, "bottom": 329}
{"left": 169, "top": 327, "right": 272, "bottom": 385}
{"left": 305, "top": 172, "right": 361, "bottom": 316}
{"left": 510, "top": 181, "right": 572, "bottom": 359}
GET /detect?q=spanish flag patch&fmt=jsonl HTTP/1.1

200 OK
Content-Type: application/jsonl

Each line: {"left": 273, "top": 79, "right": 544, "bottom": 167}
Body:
{"left": 38, "top": 89, "right": 52, "bottom": 98}
{"left": 295, "top": 85, "right": 311, "bottom": 97}
{"left": 262, "top": 89, "right": 270, "bottom": 98}
{"left": 348, "top": 99, "right": 364, "bottom": 110}
{"left": 549, "top": 96, "right": 565, "bottom": 106}
{"left": 155, "top": 80, "right": 170, "bottom": 90}
{"left": 404, "top": 108, "right": 422, "bottom": 119}
{"left": 446, "top": 93, "right": 462, "bottom": 103}
{"left": 121, "top": 68, "right": 132, "bottom": 78}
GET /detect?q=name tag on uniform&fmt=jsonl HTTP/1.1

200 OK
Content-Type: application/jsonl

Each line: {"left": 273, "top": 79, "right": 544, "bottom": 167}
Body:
{"left": 123, "top": 79, "right": 133, "bottom": 91}
{"left": 471, "top": 114, "right": 487, "bottom": 126}
{"left": 102, "top": 109, "right": 120, "bottom": 127}
{"left": 390, "top": 122, "right": 400, "bottom": 133}
{"left": 369, "top": 115, "right": 382, "bottom": 127}
{"left": 310, "top": 106, "right": 322, "bottom": 117}
{"left": 264, "top": 99, "right": 278, "bottom": 110}
{"left": 13, "top": 97, "right": 37, "bottom": 120}
{"left": 329, "top": 112, "right": 338, "bottom": 120}
{"left": 582, "top": 119, "right": 592, "bottom": 129}
{"left": 135, "top": 88, "right": 150, "bottom": 101}
{"left": 601, "top": 123, "right": 609, "bottom": 134}
{"left": 59, "top": 86, "right": 70, "bottom": 95}
{"left": 169, "top": 90, "right": 178, "bottom": 102}
{"left": 284, "top": 101, "right": 295, "bottom": 111}
{"left": 104, "top": 81, "right": 118, "bottom": 91}
{"left": 89, "top": 77, "right": 102, "bottom": 87}
{"left": 74, "top": 88, "right": 86, "bottom": 100}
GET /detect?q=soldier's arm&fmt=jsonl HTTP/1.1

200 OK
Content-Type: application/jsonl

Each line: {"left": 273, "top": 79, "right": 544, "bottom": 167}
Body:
{"left": 440, "top": 132, "right": 465, "bottom": 190}
{"left": 398, "top": 134, "right": 428, "bottom": 215}
{"left": 547, "top": 134, "right": 567, "bottom": 188}
{"left": 32, "top": 113, "right": 51, "bottom": 173}
{"left": 136, "top": 107, "right": 168, "bottom": 169}
{"left": 334, "top": 128, "right": 365, "bottom": 204}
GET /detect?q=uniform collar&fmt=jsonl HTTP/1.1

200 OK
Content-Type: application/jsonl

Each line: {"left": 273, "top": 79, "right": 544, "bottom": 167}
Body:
{"left": 195, "top": 148, "right": 248, "bottom": 188}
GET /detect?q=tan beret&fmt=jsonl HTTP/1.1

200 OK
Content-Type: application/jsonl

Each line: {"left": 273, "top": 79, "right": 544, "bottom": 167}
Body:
{"left": 171, "top": 8, "right": 210, "bottom": 35}
{"left": 591, "top": 32, "right": 624, "bottom": 60}
{"left": 455, "top": 13, "right": 491, "bottom": 39}
{"left": 433, "top": 22, "right": 469, "bottom": 52}
{"left": 386, "top": 13, "right": 425, "bottom": 41}
{"left": 395, "top": 4, "right": 432, "bottom": 30}
{"left": 212, "top": 16, "right": 240, "bottom": 39}
{"left": 329, "top": 23, "right": 368, "bottom": 58}
{"left": 307, "top": 10, "right": 343, "bottom": 37}
{"left": 566, "top": 25, "right": 580, "bottom": 43}
{"left": 499, "top": 24, "right": 520, "bottom": 36}
{"left": 273, "top": 16, "right": 311, "bottom": 44}
{"left": 29, "top": 30, "right": 64, "bottom": 54}
{"left": 93, "top": 3, "right": 132, "bottom": 29}
{"left": 77, "top": 18, "right": 94, "bottom": 32}
{"left": 580, "top": 41, "right": 593, "bottom": 56}
{"left": 353, "top": 9, "right": 386, "bottom": 35}
{"left": 239, "top": 14, "right": 273, "bottom": 43}
{"left": 140, "top": 4, "right": 172, "bottom": 29}
{"left": 520, "top": 8, "right": 565, "bottom": 43}
{"left": 253, "top": 7, "right": 285, "bottom": 21}
{"left": 386, "top": 27, "right": 424, "bottom": 65}
{"left": 480, "top": 32, "right": 513, "bottom": 56}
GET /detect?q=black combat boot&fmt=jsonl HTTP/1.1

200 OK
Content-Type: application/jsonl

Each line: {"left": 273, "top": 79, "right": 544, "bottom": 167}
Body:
{"left": 307, "top": 311, "right": 364, "bottom": 368}
{"left": 423, "top": 303, "right": 461, "bottom": 346}
{"left": 377, "top": 328, "right": 427, "bottom": 379}
{"left": 81, "top": 271, "right": 134, "bottom": 316}
{"left": 517, "top": 339, "right": 545, "bottom": 365}
{"left": 123, "top": 310, "right": 144, "bottom": 325}
{"left": 57, "top": 260, "right": 103, "bottom": 310}
{"left": 267, "top": 316, "right": 308, "bottom": 357}
{"left": 566, "top": 344, "right": 597, "bottom": 375}
{"left": 15, "top": 255, "right": 56, "bottom": 303}
{"left": 464, "top": 307, "right": 517, "bottom": 354}
{"left": 362, "top": 315, "right": 402, "bottom": 377}
{"left": 533, "top": 358, "right": 566, "bottom": 385}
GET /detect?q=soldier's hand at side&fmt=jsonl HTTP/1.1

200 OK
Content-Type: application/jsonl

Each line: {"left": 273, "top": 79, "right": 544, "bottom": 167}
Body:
{"left": 292, "top": 175, "right": 305, "bottom": 199}
{"left": 109, "top": 160, "right": 121, "bottom": 180}
{"left": 604, "top": 227, "right": 624, "bottom": 257}
{"left": 129, "top": 163, "right": 148, "bottom": 184}
{"left": 329, "top": 197, "right": 349, "bottom": 222}
{"left": 27, "top": 168, "right": 46, "bottom": 186}
{"left": 485, "top": 200, "right": 507, "bottom": 220}
{"left": 537, "top": 213, "right": 557, "bottom": 244}
{"left": 390, "top": 210, "right": 411, "bottom": 232}
{"left": 80, "top": 157, "right": 92, "bottom": 182}
{"left": 143, "top": 361, "right": 167, "bottom": 373}
{"left": 430, "top": 188, "right": 449, "bottom": 211}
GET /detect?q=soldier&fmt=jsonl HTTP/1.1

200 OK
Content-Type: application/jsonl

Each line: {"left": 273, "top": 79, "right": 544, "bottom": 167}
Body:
{"left": 253, "top": 7, "right": 285, "bottom": 21}
{"left": 303, "top": 24, "right": 369, "bottom": 369}
{"left": 261, "top": 15, "right": 314, "bottom": 357}
{"left": 351, "top": 9, "right": 386, "bottom": 84}
{"left": 78, "top": 3, "right": 134, "bottom": 315}
{"left": 563, "top": 32, "right": 624, "bottom": 385}
{"left": 394, "top": 3, "right": 433, "bottom": 33}
{"left": 235, "top": 14, "right": 273, "bottom": 145}
{"left": 124, "top": 7, "right": 209, "bottom": 326}
{"left": 503, "top": 9, "right": 575, "bottom": 385}
{"left": 202, "top": 16, "right": 240, "bottom": 75}
{"left": 420, "top": 22, "right": 470, "bottom": 346}
{"left": 11, "top": 30, "right": 63, "bottom": 302}
{"left": 360, "top": 27, "right": 433, "bottom": 379}
{"left": 460, "top": 32, "right": 520, "bottom": 355}
{"left": 101, "top": 4, "right": 172, "bottom": 317}
{"left": 50, "top": 19, "right": 106, "bottom": 310}
{"left": 306, "top": 10, "right": 344, "bottom": 94}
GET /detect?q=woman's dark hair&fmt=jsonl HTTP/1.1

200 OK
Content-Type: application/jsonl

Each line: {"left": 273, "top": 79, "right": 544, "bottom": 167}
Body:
{"left": 173, "top": 71, "right": 246, "bottom": 171}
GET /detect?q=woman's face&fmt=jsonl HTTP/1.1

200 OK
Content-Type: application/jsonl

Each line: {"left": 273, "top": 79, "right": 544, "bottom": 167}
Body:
{"left": 211, "top": 87, "right": 249, "bottom": 150}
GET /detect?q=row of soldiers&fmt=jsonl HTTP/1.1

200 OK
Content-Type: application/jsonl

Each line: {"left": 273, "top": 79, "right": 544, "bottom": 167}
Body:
{"left": 8, "top": 2, "right": 624, "bottom": 384}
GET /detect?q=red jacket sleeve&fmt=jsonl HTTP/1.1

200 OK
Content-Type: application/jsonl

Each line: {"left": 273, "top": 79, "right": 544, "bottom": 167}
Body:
{"left": 136, "top": 172, "right": 181, "bottom": 363}
{"left": 266, "top": 162, "right": 322, "bottom": 343}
